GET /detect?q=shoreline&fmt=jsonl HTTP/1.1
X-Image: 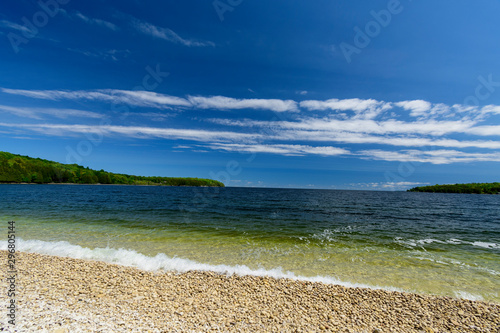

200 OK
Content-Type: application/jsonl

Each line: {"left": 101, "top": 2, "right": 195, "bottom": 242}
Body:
{"left": 0, "top": 183, "right": 216, "bottom": 187}
{"left": 1, "top": 251, "right": 499, "bottom": 332}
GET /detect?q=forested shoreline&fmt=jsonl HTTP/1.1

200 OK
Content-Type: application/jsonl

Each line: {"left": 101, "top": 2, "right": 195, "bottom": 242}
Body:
{"left": 408, "top": 183, "right": 500, "bottom": 194}
{"left": 0, "top": 151, "right": 224, "bottom": 187}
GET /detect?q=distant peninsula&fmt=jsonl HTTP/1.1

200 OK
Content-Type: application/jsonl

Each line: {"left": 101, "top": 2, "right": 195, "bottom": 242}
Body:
{"left": 0, "top": 151, "right": 224, "bottom": 187}
{"left": 408, "top": 182, "right": 500, "bottom": 194}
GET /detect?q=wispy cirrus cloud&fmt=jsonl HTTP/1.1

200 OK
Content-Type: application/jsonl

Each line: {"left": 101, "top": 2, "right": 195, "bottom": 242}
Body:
{"left": 74, "top": 11, "right": 118, "bottom": 31}
{"left": 2, "top": 87, "right": 500, "bottom": 164}
{"left": 210, "top": 117, "right": 500, "bottom": 149}
{"left": 66, "top": 48, "right": 130, "bottom": 62}
{"left": 276, "top": 130, "right": 500, "bottom": 149}
{"left": 188, "top": 96, "right": 299, "bottom": 112}
{"left": 2, "top": 121, "right": 500, "bottom": 164}
{"left": 0, "top": 88, "right": 191, "bottom": 109}
{"left": 5, "top": 88, "right": 499, "bottom": 119}
{"left": 0, "top": 123, "right": 260, "bottom": 143}
{"left": 347, "top": 181, "right": 430, "bottom": 190}
{"left": 0, "top": 19, "right": 31, "bottom": 33}
{"left": 1, "top": 88, "right": 110, "bottom": 101}
{"left": 7, "top": 121, "right": 500, "bottom": 164}
{"left": 359, "top": 149, "right": 500, "bottom": 164}
{"left": 1, "top": 88, "right": 298, "bottom": 112}
{"left": 300, "top": 98, "right": 392, "bottom": 119}
{"left": 206, "top": 143, "right": 349, "bottom": 156}
{"left": 0, "top": 104, "right": 104, "bottom": 119}
{"left": 106, "top": 90, "right": 192, "bottom": 108}
{"left": 211, "top": 118, "right": 478, "bottom": 136}
{"left": 132, "top": 19, "right": 214, "bottom": 47}
{"left": 60, "top": 9, "right": 118, "bottom": 31}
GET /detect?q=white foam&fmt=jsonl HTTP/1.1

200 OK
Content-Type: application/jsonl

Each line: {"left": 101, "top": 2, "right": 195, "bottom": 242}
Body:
{"left": 416, "top": 238, "right": 445, "bottom": 245}
{"left": 2, "top": 238, "right": 404, "bottom": 292}
{"left": 3, "top": 238, "right": 496, "bottom": 303}
{"left": 394, "top": 237, "right": 417, "bottom": 247}
{"left": 453, "top": 291, "right": 485, "bottom": 302}
{"left": 395, "top": 237, "right": 499, "bottom": 250}
{"left": 413, "top": 255, "right": 500, "bottom": 276}
{"left": 413, "top": 256, "right": 450, "bottom": 266}
{"left": 311, "top": 229, "right": 336, "bottom": 242}
{"left": 472, "top": 241, "right": 500, "bottom": 249}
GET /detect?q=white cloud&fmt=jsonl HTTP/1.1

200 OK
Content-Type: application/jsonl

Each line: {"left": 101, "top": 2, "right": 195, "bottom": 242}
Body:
{"left": 300, "top": 98, "right": 391, "bottom": 119}
{"left": 1, "top": 88, "right": 114, "bottom": 101}
{"left": 133, "top": 20, "right": 214, "bottom": 47}
{"left": 359, "top": 149, "right": 500, "bottom": 164}
{"left": 395, "top": 100, "right": 432, "bottom": 117}
{"left": 126, "top": 111, "right": 177, "bottom": 121}
{"left": 211, "top": 117, "right": 481, "bottom": 137}
{"left": 419, "top": 103, "right": 453, "bottom": 120}
{"left": 3, "top": 88, "right": 500, "bottom": 164}
{"left": 277, "top": 130, "right": 500, "bottom": 149}
{"left": 481, "top": 105, "right": 500, "bottom": 115}
{"left": 301, "top": 98, "right": 380, "bottom": 112}
{"left": 209, "top": 117, "right": 500, "bottom": 149}
{"left": 0, "top": 123, "right": 260, "bottom": 143}
{"left": 397, "top": 101, "right": 489, "bottom": 122}
{"left": 188, "top": 96, "right": 299, "bottom": 112}
{"left": 207, "top": 143, "right": 349, "bottom": 156}
{"left": 106, "top": 90, "right": 191, "bottom": 108}
{"left": 347, "top": 181, "right": 430, "bottom": 190}
{"left": 3, "top": 120, "right": 500, "bottom": 162}
{"left": 465, "top": 125, "right": 500, "bottom": 136}
{"left": 452, "top": 104, "right": 478, "bottom": 114}
{"left": 0, "top": 105, "right": 104, "bottom": 119}
{"left": 5, "top": 87, "right": 500, "bottom": 120}
{"left": 66, "top": 48, "right": 130, "bottom": 62}
{"left": 0, "top": 88, "right": 191, "bottom": 109}
{"left": 1, "top": 88, "right": 298, "bottom": 112}
{"left": 74, "top": 12, "right": 118, "bottom": 31}
{"left": 381, "top": 181, "right": 429, "bottom": 188}
{"left": 0, "top": 20, "right": 31, "bottom": 33}
{"left": 284, "top": 118, "right": 476, "bottom": 136}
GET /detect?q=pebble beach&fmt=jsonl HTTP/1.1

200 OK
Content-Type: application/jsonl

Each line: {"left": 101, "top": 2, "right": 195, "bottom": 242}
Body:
{"left": 1, "top": 251, "right": 499, "bottom": 332}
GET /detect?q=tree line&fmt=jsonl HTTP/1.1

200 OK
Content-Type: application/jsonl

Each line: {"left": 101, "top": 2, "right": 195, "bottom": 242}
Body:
{"left": 408, "top": 182, "right": 500, "bottom": 194}
{"left": 0, "top": 151, "right": 224, "bottom": 187}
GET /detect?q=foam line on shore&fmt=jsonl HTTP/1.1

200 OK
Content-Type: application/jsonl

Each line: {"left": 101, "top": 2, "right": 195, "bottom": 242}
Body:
{"left": 3, "top": 251, "right": 499, "bottom": 332}
{"left": 3, "top": 238, "right": 405, "bottom": 292}
{"left": 394, "top": 237, "right": 500, "bottom": 249}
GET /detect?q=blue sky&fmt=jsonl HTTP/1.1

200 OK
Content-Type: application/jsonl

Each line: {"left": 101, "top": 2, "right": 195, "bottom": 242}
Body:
{"left": 1, "top": 0, "right": 500, "bottom": 190}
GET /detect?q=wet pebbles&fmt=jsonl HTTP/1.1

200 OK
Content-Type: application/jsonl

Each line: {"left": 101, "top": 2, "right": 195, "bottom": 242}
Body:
{"left": 1, "top": 251, "right": 499, "bottom": 332}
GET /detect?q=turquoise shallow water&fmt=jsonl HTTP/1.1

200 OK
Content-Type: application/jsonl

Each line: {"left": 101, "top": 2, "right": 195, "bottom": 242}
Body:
{"left": 1, "top": 185, "right": 499, "bottom": 302}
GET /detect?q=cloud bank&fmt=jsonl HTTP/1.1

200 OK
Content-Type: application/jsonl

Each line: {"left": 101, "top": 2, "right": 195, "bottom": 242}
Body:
{"left": 2, "top": 87, "right": 500, "bottom": 164}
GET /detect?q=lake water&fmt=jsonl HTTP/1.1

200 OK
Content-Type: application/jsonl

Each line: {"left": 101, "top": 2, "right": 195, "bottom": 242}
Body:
{"left": 1, "top": 185, "right": 499, "bottom": 303}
